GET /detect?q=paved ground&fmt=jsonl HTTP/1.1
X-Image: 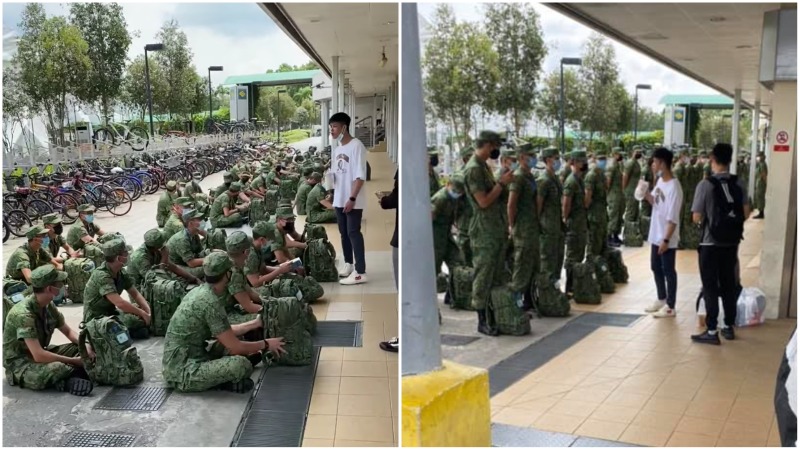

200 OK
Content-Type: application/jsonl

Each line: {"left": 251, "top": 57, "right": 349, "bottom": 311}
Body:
{"left": 2, "top": 137, "right": 400, "bottom": 447}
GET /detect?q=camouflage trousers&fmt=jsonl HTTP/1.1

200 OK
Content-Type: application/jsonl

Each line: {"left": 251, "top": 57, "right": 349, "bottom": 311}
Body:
{"left": 607, "top": 196, "right": 624, "bottom": 236}
{"left": 7, "top": 343, "right": 79, "bottom": 390}
{"left": 457, "top": 233, "right": 472, "bottom": 267}
{"left": 623, "top": 195, "right": 640, "bottom": 224}
{"left": 564, "top": 228, "right": 587, "bottom": 293}
{"left": 307, "top": 209, "right": 337, "bottom": 224}
{"left": 167, "top": 354, "right": 254, "bottom": 392}
{"left": 119, "top": 311, "right": 147, "bottom": 333}
{"left": 470, "top": 240, "right": 509, "bottom": 310}
{"left": 755, "top": 184, "right": 766, "bottom": 211}
{"left": 640, "top": 198, "right": 652, "bottom": 218}
{"left": 211, "top": 212, "right": 244, "bottom": 228}
{"left": 227, "top": 310, "right": 260, "bottom": 326}
{"left": 434, "top": 229, "right": 462, "bottom": 277}
{"left": 156, "top": 209, "right": 169, "bottom": 228}
{"left": 539, "top": 229, "right": 565, "bottom": 283}
{"left": 587, "top": 216, "right": 608, "bottom": 257}
{"left": 510, "top": 239, "right": 539, "bottom": 294}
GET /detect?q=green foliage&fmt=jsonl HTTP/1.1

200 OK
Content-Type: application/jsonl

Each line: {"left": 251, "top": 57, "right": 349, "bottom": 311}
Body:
{"left": 524, "top": 136, "right": 574, "bottom": 151}
{"left": 695, "top": 110, "right": 750, "bottom": 150}
{"left": 534, "top": 68, "right": 584, "bottom": 137}
{"left": 2, "top": 65, "right": 34, "bottom": 151}
{"left": 483, "top": 3, "right": 547, "bottom": 135}
{"left": 578, "top": 34, "right": 630, "bottom": 142}
{"left": 154, "top": 19, "right": 195, "bottom": 118}
{"left": 619, "top": 130, "right": 664, "bottom": 148}
{"left": 120, "top": 55, "right": 168, "bottom": 121}
{"left": 263, "top": 129, "right": 311, "bottom": 144}
{"left": 256, "top": 88, "right": 296, "bottom": 130}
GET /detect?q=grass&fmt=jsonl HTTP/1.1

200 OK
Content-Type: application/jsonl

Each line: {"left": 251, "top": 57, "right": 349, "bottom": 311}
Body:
{"left": 262, "top": 129, "right": 312, "bottom": 144}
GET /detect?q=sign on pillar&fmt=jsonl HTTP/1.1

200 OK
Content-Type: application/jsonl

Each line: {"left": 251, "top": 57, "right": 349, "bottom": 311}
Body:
{"left": 774, "top": 130, "right": 791, "bottom": 152}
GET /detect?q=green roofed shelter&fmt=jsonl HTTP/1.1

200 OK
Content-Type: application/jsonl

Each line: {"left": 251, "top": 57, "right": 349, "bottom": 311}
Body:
{"left": 659, "top": 94, "right": 735, "bottom": 110}
{"left": 222, "top": 69, "right": 321, "bottom": 87}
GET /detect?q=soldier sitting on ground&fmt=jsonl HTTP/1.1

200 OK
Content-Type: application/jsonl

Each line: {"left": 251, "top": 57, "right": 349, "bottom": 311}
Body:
{"left": 6, "top": 226, "right": 62, "bottom": 285}
{"left": 42, "top": 214, "right": 80, "bottom": 261}
{"left": 66, "top": 204, "right": 106, "bottom": 253}
{"left": 294, "top": 168, "right": 317, "bottom": 216}
{"left": 161, "top": 251, "right": 287, "bottom": 393}
{"left": 166, "top": 209, "right": 207, "bottom": 280}
{"left": 305, "top": 173, "right": 337, "bottom": 224}
{"left": 271, "top": 208, "right": 307, "bottom": 270}
{"left": 225, "top": 232, "right": 266, "bottom": 324}
{"left": 239, "top": 172, "right": 264, "bottom": 200}
{"left": 156, "top": 181, "right": 181, "bottom": 228}
{"left": 82, "top": 239, "right": 152, "bottom": 339}
{"left": 211, "top": 172, "right": 235, "bottom": 200}
{"left": 245, "top": 222, "right": 294, "bottom": 289}
{"left": 127, "top": 229, "right": 202, "bottom": 290}
{"left": 162, "top": 197, "right": 197, "bottom": 242}
{"left": 209, "top": 182, "right": 250, "bottom": 228}
{"left": 3, "top": 266, "right": 95, "bottom": 396}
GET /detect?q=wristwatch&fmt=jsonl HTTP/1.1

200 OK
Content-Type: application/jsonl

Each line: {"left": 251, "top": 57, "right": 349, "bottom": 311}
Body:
{"left": 663, "top": 238, "right": 669, "bottom": 244}
{"left": 349, "top": 197, "right": 356, "bottom": 202}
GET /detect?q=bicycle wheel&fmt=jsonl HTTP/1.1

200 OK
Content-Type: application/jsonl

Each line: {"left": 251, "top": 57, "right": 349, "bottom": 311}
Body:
{"left": 93, "top": 128, "right": 115, "bottom": 149}
{"left": 139, "top": 172, "right": 159, "bottom": 195}
{"left": 127, "top": 126, "right": 149, "bottom": 151}
{"left": 109, "top": 176, "right": 141, "bottom": 201}
{"left": 106, "top": 188, "right": 133, "bottom": 216}
{"left": 164, "top": 169, "right": 183, "bottom": 185}
{"left": 25, "top": 198, "right": 53, "bottom": 221}
{"left": 3, "top": 220, "right": 9, "bottom": 243}
{"left": 52, "top": 193, "right": 80, "bottom": 224}
{"left": 6, "top": 210, "right": 32, "bottom": 237}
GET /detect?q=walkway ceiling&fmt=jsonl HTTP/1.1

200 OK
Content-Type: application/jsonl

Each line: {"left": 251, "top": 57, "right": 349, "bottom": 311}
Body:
{"left": 547, "top": 3, "right": 786, "bottom": 115}
{"left": 260, "top": 3, "right": 398, "bottom": 96}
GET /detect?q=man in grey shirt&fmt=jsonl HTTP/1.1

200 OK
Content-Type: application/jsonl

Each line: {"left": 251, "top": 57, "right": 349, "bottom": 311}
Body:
{"left": 690, "top": 143, "right": 750, "bottom": 345}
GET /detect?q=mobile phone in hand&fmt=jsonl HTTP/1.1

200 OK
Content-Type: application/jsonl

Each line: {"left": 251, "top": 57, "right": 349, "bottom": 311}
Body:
{"left": 290, "top": 257, "right": 303, "bottom": 269}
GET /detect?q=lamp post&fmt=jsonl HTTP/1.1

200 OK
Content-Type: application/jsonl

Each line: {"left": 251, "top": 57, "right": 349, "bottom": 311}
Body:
{"left": 144, "top": 43, "right": 164, "bottom": 138}
{"left": 208, "top": 66, "right": 223, "bottom": 124}
{"left": 633, "top": 84, "right": 651, "bottom": 143}
{"left": 277, "top": 89, "right": 287, "bottom": 142}
{"left": 559, "top": 57, "right": 582, "bottom": 153}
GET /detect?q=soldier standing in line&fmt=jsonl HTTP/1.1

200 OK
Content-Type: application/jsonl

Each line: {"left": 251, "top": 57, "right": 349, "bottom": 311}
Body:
{"left": 623, "top": 145, "right": 643, "bottom": 225}
{"left": 454, "top": 146, "right": 475, "bottom": 267}
{"left": 562, "top": 150, "right": 589, "bottom": 296}
{"left": 537, "top": 147, "right": 565, "bottom": 286}
{"left": 585, "top": 150, "right": 609, "bottom": 257}
{"left": 606, "top": 147, "right": 625, "bottom": 247}
{"left": 507, "top": 143, "right": 540, "bottom": 311}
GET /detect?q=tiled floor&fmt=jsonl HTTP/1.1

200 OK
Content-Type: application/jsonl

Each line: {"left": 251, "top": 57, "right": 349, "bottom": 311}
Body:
{"left": 490, "top": 218, "right": 793, "bottom": 447}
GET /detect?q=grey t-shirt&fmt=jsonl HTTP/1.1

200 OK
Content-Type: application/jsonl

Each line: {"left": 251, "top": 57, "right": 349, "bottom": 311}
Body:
{"left": 691, "top": 172, "right": 749, "bottom": 247}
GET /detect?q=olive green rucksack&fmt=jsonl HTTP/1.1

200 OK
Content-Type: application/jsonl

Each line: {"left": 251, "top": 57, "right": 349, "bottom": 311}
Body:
{"left": 448, "top": 266, "right": 475, "bottom": 311}
{"left": 141, "top": 268, "right": 196, "bottom": 336}
{"left": 249, "top": 198, "right": 270, "bottom": 226}
{"left": 603, "top": 247, "right": 629, "bottom": 284}
{"left": 590, "top": 256, "right": 616, "bottom": 294}
{"left": 301, "top": 223, "right": 328, "bottom": 242}
{"left": 261, "top": 297, "right": 314, "bottom": 366}
{"left": 640, "top": 216, "right": 651, "bottom": 241}
{"left": 302, "top": 239, "right": 338, "bottom": 283}
{"left": 205, "top": 228, "right": 228, "bottom": 252}
{"left": 487, "top": 286, "right": 531, "bottom": 336}
{"left": 3, "top": 278, "right": 30, "bottom": 326}
{"left": 534, "top": 273, "right": 570, "bottom": 317}
{"left": 623, "top": 220, "right": 644, "bottom": 247}
{"left": 64, "top": 257, "right": 95, "bottom": 304}
{"left": 79, "top": 316, "right": 144, "bottom": 386}
{"left": 572, "top": 262, "right": 602, "bottom": 305}
{"left": 436, "top": 272, "right": 448, "bottom": 294}
{"left": 265, "top": 190, "right": 279, "bottom": 215}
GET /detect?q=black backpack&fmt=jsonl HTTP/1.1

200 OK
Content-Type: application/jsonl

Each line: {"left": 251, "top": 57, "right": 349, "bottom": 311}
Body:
{"left": 707, "top": 175, "right": 745, "bottom": 245}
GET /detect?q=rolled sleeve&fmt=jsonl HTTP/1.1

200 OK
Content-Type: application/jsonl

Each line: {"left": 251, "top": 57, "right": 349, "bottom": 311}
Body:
{"left": 351, "top": 142, "right": 367, "bottom": 181}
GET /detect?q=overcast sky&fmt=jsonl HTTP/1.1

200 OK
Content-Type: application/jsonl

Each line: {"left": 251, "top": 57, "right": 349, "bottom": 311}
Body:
{"left": 2, "top": 2, "right": 312, "bottom": 87}
{"left": 417, "top": 3, "right": 721, "bottom": 111}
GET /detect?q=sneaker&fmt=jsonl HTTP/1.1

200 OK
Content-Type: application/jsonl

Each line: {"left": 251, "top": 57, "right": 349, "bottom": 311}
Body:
{"left": 721, "top": 327, "right": 735, "bottom": 340}
{"left": 645, "top": 300, "right": 665, "bottom": 313}
{"left": 338, "top": 263, "right": 354, "bottom": 278}
{"left": 339, "top": 271, "right": 367, "bottom": 285}
{"left": 247, "top": 351, "right": 264, "bottom": 368}
{"left": 652, "top": 305, "right": 676, "bottom": 318}
{"left": 56, "top": 377, "right": 94, "bottom": 396}
{"left": 691, "top": 330, "right": 721, "bottom": 345}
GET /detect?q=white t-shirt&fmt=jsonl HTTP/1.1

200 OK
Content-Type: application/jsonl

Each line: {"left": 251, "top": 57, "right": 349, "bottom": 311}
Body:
{"left": 647, "top": 177, "right": 683, "bottom": 248}
{"left": 332, "top": 137, "right": 368, "bottom": 209}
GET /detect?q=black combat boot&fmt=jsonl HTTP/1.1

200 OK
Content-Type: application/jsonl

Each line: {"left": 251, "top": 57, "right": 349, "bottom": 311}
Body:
{"left": 477, "top": 310, "right": 498, "bottom": 336}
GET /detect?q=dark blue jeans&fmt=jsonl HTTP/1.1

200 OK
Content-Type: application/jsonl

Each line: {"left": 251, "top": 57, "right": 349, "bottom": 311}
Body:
{"left": 335, "top": 207, "right": 366, "bottom": 274}
{"left": 650, "top": 244, "right": 677, "bottom": 309}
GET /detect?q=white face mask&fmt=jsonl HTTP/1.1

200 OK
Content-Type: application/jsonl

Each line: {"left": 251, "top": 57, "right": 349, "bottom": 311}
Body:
{"left": 336, "top": 126, "right": 347, "bottom": 143}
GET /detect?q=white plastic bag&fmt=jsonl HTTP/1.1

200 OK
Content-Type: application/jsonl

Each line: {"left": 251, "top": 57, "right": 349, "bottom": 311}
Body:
{"left": 634, "top": 180, "right": 650, "bottom": 201}
{"left": 323, "top": 171, "right": 335, "bottom": 191}
{"left": 736, "top": 287, "right": 767, "bottom": 327}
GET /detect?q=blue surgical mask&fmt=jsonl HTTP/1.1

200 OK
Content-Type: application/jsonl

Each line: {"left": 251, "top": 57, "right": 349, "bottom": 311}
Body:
{"left": 85, "top": 214, "right": 94, "bottom": 223}
{"left": 510, "top": 162, "right": 520, "bottom": 171}
{"left": 41, "top": 236, "right": 50, "bottom": 249}
{"left": 528, "top": 157, "right": 537, "bottom": 168}
{"left": 53, "top": 285, "right": 65, "bottom": 303}
{"left": 597, "top": 160, "right": 607, "bottom": 170}
{"left": 447, "top": 189, "right": 462, "bottom": 200}
{"left": 553, "top": 160, "right": 562, "bottom": 171}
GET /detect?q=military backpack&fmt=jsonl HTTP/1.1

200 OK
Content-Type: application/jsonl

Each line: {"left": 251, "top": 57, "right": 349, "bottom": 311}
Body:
{"left": 265, "top": 274, "right": 325, "bottom": 304}
{"left": 278, "top": 180, "right": 297, "bottom": 202}
{"left": 264, "top": 189, "right": 279, "bottom": 215}
{"left": 572, "top": 261, "right": 602, "bottom": 305}
{"left": 205, "top": 228, "right": 228, "bottom": 252}
{"left": 141, "top": 268, "right": 195, "bottom": 336}
{"left": 534, "top": 273, "right": 570, "bottom": 317}
{"left": 302, "top": 239, "right": 339, "bottom": 282}
{"left": 639, "top": 215, "right": 651, "bottom": 241}
{"left": 249, "top": 198, "right": 270, "bottom": 225}
{"left": 64, "top": 257, "right": 95, "bottom": 304}
{"left": 261, "top": 296, "right": 314, "bottom": 366}
{"left": 488, "top": 286, "right": 531, "bottom": 336}
{"left": 603, "top": 247, "right": 629, "bottom": 284}
{"left": 3, "top": 278, "right": 31, "bottom": 326}
{"left": 448, "top": 266, "right": 475, "bottom": 311}
{"left": 301, "top": 223, "right": 328, "bottom": 242}
{"left": 79, "top": 316, "right": 144, "bottom": 386}
{"left": 590, "top": 255, "right": 616, "bottom": 294}
{"left": 623, "top": 220, "right": 644, "bottom": 247}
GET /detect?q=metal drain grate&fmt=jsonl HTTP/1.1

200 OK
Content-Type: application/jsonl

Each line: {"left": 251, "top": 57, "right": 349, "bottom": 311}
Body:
{"left": 571, "top": 312, "right": 642, "bottom": 328}
{"left": 63, "top": 432, "right": 136, "bottom": 447}
{"left": 441, "top": 334, "right": 480, "bottom": 347}
{"left": 313, "top": 321, "right": 362, "bottom": 347}
{"left": 94, "top": 386, "right": 171, "bottom": 412}
{"left": 231, "top": 348, "right": 321, "bottom": 447}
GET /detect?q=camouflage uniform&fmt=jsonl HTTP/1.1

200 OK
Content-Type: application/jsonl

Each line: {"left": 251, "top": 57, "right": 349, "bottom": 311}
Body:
{"left": 431, "top": 183, "right": 462, "bottom": 282}
{"left": 453, "top": 147, "right": 474, "bottom": 266}
{"left": 127, "top": 229, "right": 167, "bottom": 289}
{"left": 508, "top": 145, "right": 540, "bottom": 295}
{"left": 156, "top": 182, "right": 180, "bottom": 228}
{"left": 640, "top": 153, "right": 654, "bottom": 218}
{"left": 305, "top": 184, "right": 336, "bottom": 224}
{"left": 209, "top": 183, "right": 245, "bottom": 228}
{"left": 623, "top": 150, "right": 642, "bottom": 223}
{"left": 585, "top": 154, "right": 608, "bottom": 257}
{"left": 6, "top": 238, "right": 52, "bottom": 282}
{"left": 166, "top": 221, "right": 207, "bottom": 280}
{"left": 225, "top": 232, "right": 260, "bottom": 325}
{"left": 212, "top": 172, "right": 234, "bottom": 199}
{"left": 755, "top": 156, "right": 768, "bottom": 214}
{"left": 672, "top": 154, "right": 689, "bottom": 248}
{"left": 294, "top": 181, "right": 315, "bottom": 216}
{"left": 606, "top": 148, "right": 625, "bottom": 239}
{"left": 537, "top": 148, "right": 565, "bottom": 283}
{"left": 563, "top": 152, "right": 589, "bottom": 294}
{"left": 66, "top": 219, "right": 99, "bottom": 251}
{"left": 82, "top": 249, "right": 146, "bottom": 333}
{"left": 183, "top": 180, "right": 203, "bottom": 198}
{"left": 3, "top": 267, "right": 78, "bottom": 390}
{"left": 162, "top": 254, "right": 254, "bottom": 392}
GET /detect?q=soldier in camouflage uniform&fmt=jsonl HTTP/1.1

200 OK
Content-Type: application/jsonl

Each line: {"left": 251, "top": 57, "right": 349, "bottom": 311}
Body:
{"left": 43, "top": 213, "right": 79, "bottom": 261}
{"left": 66, "top": 204, "right": 106, "bottom": 253}
{"left": 183, "top": 178, "right": 203, "bottom": 199}
{"left": 244, "top": 222, "right": 293, "bottom": 290}
{"left": 431, "top": 174, "right": 465, "bottom": 292}
{"left": 225, "top": 232, "right": 266, "bottom": 326}
{"left": 454, "top": 146, "right": 475, "bottom": 266}
{"left": 127, "top": 229, "right": 202, "bottom": 290}
{"left": 211, "top": 172, "right": 235, "bottom": 200}
{"left": 305, "top": 178, "right": 337, "bottom": 224}
{"left": 3, "top": 266, "right": 93, "bottom": 395}
{"left": 672, "top": 148, "right": 689, "bottom": 249}
{"left": 623, "top": 146, "right": 643, "bottom": 224}
{"left": 163, "top": 197, "right": 197, "bottom": 242}
{"left": 585, "top": 150, "right": 609, "bottom": 257}
{"left": 271, "top": 208, "right": 307, "bottom": 267}
{"left": 537, "top": 147, "right": 565, "bottom": 284}
{"left": 249, "top": 166, "right": 270, "bottom": 198}
{"left": 166, "top": 209, "right": 208, "bottom": 280}
{"left": 508, "top": 144, "right": 540, "bottom": 309}
{"left": 162, "top": 252, "right": 286, "bottom": 393}
{"left": 428, "top": 147, "right": 441, "bottom": 197}
{"left": 156, "top": 181, "right": 181, "bottom": 228}
{"left": 6, "top": 226, "right": 61, "bottom": 284}
{"left": 294, "top": 170, "right": 318, "bottom": 216}
{"left": 82, "top": 239, "right": 151, "bottom": 339}
{"left": 210, "top": 182, "right": 250, "bottom": 228}
{"left": 463, "top": 131, "right": 510, "bottom": 336}
{"left": 562, "top": 150, "right": 589, "bottom": 296}
{"left": 558, "top": 153, "right": 573, "bottom": 186}
{"left": 755, "top": 151, "right": 767, "bottom": 218}
{"left": 606, "top": 147, "right": 625, "bottom": 246}
{"left": 640, "top": 149, "right": 655, "bottom": 219}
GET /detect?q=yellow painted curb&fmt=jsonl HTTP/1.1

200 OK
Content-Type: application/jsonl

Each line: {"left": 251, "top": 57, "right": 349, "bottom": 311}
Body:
{"left": 402, "top": 360, "right": 491, "bottom": 447}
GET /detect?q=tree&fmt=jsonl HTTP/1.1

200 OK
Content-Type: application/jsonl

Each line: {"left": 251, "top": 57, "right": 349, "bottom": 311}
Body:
{"left": 301, "top": 98, "right": 318, "bottom": 127}
{"left": 422, "top": 4, "right": 499, "bottom": 146}
{"left": 294, "top": 106, "right": 309, "bottom": 128}
{"left": 256, "top": 88, "right": 296, "bottom": 131}
{"left": 188, "top": 73, "right": 208, "bottom": 118}
{"left": 635, "top": 106, "right": 664, "bottom": 132}
{"left": 2, "top": 65, "right": 35, "bottom": 154}
{"left": 695, "top": 110, "right": 751, "bottom": 149}
{"left": 154, "top": 20, "right": 195, "bottom": 118}
{"left": 483, "top": 3, "right": 547, "bottom": 135}
{"left": 15, "top": 4, "right": 93, "bottom": 146}
{"left": 534, "top": 68, "right": 585, "bottom": 139}
{"left": 120, "top": 55, "right": 168, "bottom": 122}
{"left": 69, "top": 3, "right": 132, "bottom": 125}
{"left": 611, "top": 82, "right": 633, "bottom": 135}
{"left": 577, "top": 34, "right": 625, "bottom": 143}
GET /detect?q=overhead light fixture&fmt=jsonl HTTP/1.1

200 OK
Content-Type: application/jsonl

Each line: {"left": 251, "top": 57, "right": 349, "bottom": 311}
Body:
{"left": 309, "top": 17, "right": 321, "bottom": 23}
{"left": 386, "top": 21, "right": 395, "bottom": 25}
{"left": 736, "top": 44, "right": 753, "bottom": 49}
{"left": 709, "top": 16, "right": 726, "bottom": 22}
{"left": 379, "top": 46, "right": 387, "bottom": 68}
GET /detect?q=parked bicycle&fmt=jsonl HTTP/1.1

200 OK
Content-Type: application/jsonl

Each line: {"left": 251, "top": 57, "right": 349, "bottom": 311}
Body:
{"left": 93, "top": 119, "right": 148, "bottom": 151}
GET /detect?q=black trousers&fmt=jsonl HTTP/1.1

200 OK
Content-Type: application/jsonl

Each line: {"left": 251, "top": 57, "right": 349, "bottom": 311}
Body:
{"left": 699, "top": 245, "right": 739, "bottom": 330}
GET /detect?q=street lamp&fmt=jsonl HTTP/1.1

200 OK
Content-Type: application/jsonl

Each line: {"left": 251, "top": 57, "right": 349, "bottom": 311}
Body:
{"left": 633, "top": 84, "right": 652, "bottom": 143}
{"left": 144, "top": 43, "right": 164, "bottom": 138}
{"left": 560, "top": 57, "right": 582, "bottom": 153}
{"left": 208, "top": 66, "right": 223, "bottom": 124}
{"left": 277, "top": 89, "right": 287, "bottom": 142}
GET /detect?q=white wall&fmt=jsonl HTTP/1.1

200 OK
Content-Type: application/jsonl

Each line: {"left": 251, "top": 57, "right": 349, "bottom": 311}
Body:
{"left": 354, "top": 95, "right": 385, "bottom": 128}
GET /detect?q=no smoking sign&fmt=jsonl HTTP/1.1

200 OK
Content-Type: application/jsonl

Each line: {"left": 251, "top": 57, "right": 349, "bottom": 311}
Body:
{"left": 774, "top": 130, "right": 791, "bottom": 152}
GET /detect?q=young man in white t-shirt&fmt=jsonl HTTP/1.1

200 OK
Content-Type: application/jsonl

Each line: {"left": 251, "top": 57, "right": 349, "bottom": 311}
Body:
{"left": 329, "top": 113, "right": 368, "bottom": 285}
{"left": 643, "top": 146, "right": 683, "bottom": 318}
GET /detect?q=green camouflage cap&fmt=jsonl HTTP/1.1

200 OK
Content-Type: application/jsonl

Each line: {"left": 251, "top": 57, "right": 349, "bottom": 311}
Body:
{"left": 478, "top": 130, "right": 502, "bottom": 144}
{"left": 252, "top": 221, "right": 277, "bottom": 240}
{"left": 611, "top": 147, "right": 623, "bottom": 155}
{"left": 239, "top": 172, "right": 252, "bottom": 179}
{"left": 222, "top": 171, "right": 234, "bottom": 181}
{"left": 275, "top": 207, "right": 295, "bottom": 219}
{"left": 144, "top": 229, "right": 165, "bottom": 248}
{"left": 182, "top": 209, "right": 204, "bottom": 222}
{"left": 500, "top": 148, "right": 518, "bottom": 159}
{"left": 30, "top": 265, "right": 68, "bottom": 289}
{"left": 541, "top": 147, "right": 559, "bottom": 159}
{"left": 309, "top": 172, "right": 323, "bottom": 182}
{"left": 203, "top": 250, "right": 233, "bottom": 277}
{"left": 225, "top": 231, "right": 250, "bottom": 254}
{"left": 42, "top": 213, "right": 62, "bottom": 225}
{"left": 631, "top": 145, "right": 643, "bottom": 153}
{"left": 101, "top": 238, "right": 128, "bottom": 258}
{"left": 166, "top": 181, "right": 178, "bottom": 191}
{"left": 516, "top": 143, "right": 536, "bottom": 156}
{"left": 460, "top": 146, "right": 475, "bottom": 158}
{"left": 448, "top": 173, "right": 465, "bottom": 191}
{"left": 427, "top": 146, "right": 438, "bottom": 155}
{"left": 594, "top": 148, "right": 608, "bottom": 158}
{"left": 174, "top": 196, "right": 195, "bottom": 207}
{"left": 228, "top": 182, "right": 242, "bottom": 193}
{"left": 26, "top": 225, "right": 48, "bottom": 240}
{"left": 78, "top": 204, "right": 96, "bottom": 213}
{"left": 570, "top": 150, "right": 588, "bottom": 161}
{"left": 302, "top": 167, "right": 314, "bottom": 177}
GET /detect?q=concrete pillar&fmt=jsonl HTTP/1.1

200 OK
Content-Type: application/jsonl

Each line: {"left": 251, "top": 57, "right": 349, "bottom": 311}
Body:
{"left": 748, "top": 101, "right": 760, "bottom": 198}
{"left": 759, "top": 81, "right": 796, "bottom": 319}
{"left": 332, "top": 57, "right": 339, "bottom": 154}
{"left": 731, "top": 88, "right": 741, "bottom": 174}
{"left": 387, "top": 86, "right": 393, "bottom": 160}
{"left": 338, "top": 70, "right": 345, "bottom": 114}
{"left": 391, "top": 79, "right": 398, "bottom": 163}
{"left": 321, "top": 100, "right": 329, "bottom": 149}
